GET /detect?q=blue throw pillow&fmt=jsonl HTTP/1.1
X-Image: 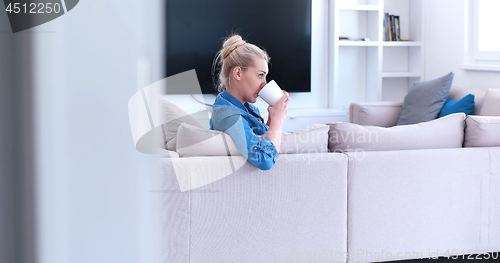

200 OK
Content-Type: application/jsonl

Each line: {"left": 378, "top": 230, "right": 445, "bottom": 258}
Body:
{"left": 438, "top": 94, "right": 475, "bottom": 118}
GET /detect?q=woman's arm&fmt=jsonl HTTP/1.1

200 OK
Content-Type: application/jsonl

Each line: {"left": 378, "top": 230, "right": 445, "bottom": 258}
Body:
{"left": 265, "top": 91, "right": 289, "bottom": 152}
{"left": 212, "top": 107, "right": 278, "bottom": 170}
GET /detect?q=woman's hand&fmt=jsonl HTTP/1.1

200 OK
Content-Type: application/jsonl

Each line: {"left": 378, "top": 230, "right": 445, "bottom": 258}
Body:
{"left": 267, "top": 91, "right": 289, "bottom": 125}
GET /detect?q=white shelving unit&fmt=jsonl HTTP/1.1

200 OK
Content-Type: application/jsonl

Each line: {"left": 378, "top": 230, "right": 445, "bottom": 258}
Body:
{"left": 330, "top": 0, "right": 425, "bottom": 109}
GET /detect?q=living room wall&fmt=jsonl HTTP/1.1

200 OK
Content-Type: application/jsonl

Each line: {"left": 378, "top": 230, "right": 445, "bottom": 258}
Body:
{"left": 425, "top": 0, "right": 500, "bottom": 90}
{"left": 30, "top": 1, "right": 164, "bottom": 262}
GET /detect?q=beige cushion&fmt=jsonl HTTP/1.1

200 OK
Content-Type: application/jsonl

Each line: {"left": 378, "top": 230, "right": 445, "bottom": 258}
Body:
{"left": 176, "top": 123, "right": 330, "bottom": 157}
{"left": 159, "top": 150, "right": 180, "bottom": 158}
{"left": 479, "top": 88, "right": 500, "bottom": 116}
{"left": 349, "top": 101, "right": 403, "bottom": 127}
{"left": 160, "top": 99, "right": 203, "bottom": 151}
{"left": 176, "top": 123, "right": 241, "bottom": 157}
{"left": 280, "top": 124, "right": 330, "bottom": 154}
{"left": 464, "top": 115, "right": 500, "bottom": 147}
{"left": 328, "top": 113, "right": 465, "bottom": 152}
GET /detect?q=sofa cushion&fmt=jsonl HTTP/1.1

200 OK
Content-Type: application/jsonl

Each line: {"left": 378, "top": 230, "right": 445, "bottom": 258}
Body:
{"left": 397, "top": 72, "right": 454, "bottom": 125}
{"left": 478, "top": 88, "right": 500, "bottom": 116}
{"left": 279, "top": 123, "right": 330, "bottom": 154}
{"left": 176, "top": 123, "right": 242, "bottom": 157}
{"left": 349, "top": 101, "right": 403, "bottom": 127}
{"left": 160, "top": 98, "right": 204, "bottom": 151}
{"left": 176, "top": 123, "right": 330, "bottom": 157}
{"left": 464, "top": 115, "right": 500, "bottom": 147}
{"left": 328, "top": 113, "right": 465, "bottom": 152}
{"left": 438, "top": 94, "right": 475, "bottom": 118}
{"left": 160, "top": 150, "right": 180, "bottom": 158}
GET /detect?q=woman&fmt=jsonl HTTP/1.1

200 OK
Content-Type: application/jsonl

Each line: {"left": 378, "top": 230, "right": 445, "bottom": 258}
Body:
{"left": 210, "top": 35, "right": 289, "bottom": 170}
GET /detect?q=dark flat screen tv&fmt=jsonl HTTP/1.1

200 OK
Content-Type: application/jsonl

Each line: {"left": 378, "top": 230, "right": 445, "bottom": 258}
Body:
{"left": 166, "top": 0, "right": 312, "bottom": 94}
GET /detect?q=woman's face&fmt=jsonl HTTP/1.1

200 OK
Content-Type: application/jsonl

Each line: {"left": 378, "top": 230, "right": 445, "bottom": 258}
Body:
{"left": 238, "top": 57, "right": 268, "bottom": 103}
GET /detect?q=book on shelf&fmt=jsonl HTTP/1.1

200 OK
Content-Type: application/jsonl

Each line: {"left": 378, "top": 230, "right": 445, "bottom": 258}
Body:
{"left": 390, "top": 15, "right": 396, "bottom": 41}
{"left": 384, "top": 13, "right": 387, "bottom": 40}
{"left": 384, "top": 12, "right": 401, "bottom": 41}
{"left": 338, "top": 36, "right": 370, "bottom": 41}
{"left": 384, "top": 13, "right": 391, "bottom": 41}
{"left": 383, "top": 14, "right": 386, "bottom": 41}
{"left": 394, "top": 16, "right": 400, "bottom": 41}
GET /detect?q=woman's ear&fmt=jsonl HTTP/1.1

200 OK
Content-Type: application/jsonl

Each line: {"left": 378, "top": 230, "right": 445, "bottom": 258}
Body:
{"left": 232, "top": 67, "right": 242, "bottom": 81}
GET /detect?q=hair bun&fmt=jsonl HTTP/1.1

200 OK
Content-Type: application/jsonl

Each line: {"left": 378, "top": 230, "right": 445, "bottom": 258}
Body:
{"left": 222, "top": 35, "right": 246, "bottom": 59}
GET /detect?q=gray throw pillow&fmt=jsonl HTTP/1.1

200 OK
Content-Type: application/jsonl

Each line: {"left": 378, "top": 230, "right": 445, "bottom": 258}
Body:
{"left": 397, "top": 72, "right": 454, "bottom": 125}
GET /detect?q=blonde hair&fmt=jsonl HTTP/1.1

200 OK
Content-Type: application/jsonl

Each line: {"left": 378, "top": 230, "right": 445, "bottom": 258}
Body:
{"left": 212, "top": 35, "right": 270, "bottom": 93}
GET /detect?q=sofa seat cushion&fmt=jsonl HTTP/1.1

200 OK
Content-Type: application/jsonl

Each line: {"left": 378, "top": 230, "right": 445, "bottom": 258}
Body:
{"left": 328, "top": 113, "right": 465, "bottom": 152}
{"left": 464, "top": 115, "right": 500, "bottom": 147}
{"left": 479, "top": 88, "right": 500, "bottom": 116}
{"left": 176, "top": 123, "right": 330, "bottom": 157}
{"left": 397, "top": 72, "right": 454, "bottom": 125}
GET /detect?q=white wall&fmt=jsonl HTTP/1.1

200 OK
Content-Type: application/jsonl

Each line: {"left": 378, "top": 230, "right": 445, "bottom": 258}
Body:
{"left": 425, "top": 0, "right": 500, "bottom": 89}
{"left": 33, "top": 0, "right": 164, "bottom": 262}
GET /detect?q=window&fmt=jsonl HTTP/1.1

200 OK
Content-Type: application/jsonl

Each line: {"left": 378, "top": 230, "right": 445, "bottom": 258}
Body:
{"left": 462, "top": 0, "right": 500, "bottom": 71}
{"left": 474, "top": 0, "right": 500, "bottom": 60}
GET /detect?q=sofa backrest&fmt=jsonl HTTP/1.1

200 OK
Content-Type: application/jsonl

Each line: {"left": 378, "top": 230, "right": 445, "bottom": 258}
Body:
{"left": 160, "top": 152, "right": 349, "bottom": 262}
{"left": 345, "top": 147, "right": 500, "bottom": 262}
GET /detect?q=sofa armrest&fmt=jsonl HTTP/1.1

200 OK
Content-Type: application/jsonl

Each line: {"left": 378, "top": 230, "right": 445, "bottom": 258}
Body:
{"left": 349, "top": 101, "right": 403, "bottom": 127}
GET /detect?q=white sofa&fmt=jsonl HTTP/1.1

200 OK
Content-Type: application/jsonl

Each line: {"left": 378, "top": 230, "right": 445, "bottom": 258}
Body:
{"left": 159, "top": 86, "right": 500, "bottom": 263}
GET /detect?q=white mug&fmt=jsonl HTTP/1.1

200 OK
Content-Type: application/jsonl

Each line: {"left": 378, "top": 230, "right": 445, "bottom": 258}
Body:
{"left": 258, "top": 80, "right": 284, "bottom": 106}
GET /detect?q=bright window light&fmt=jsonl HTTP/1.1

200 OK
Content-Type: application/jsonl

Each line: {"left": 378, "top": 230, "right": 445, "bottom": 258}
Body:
{"left": 477, "top": 0, "right": 500, "bottom": 51}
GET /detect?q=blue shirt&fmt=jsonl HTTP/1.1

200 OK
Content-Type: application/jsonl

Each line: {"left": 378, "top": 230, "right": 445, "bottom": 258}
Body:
{"left": 210, "top": 90, "right": 278, "bottom": 170}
